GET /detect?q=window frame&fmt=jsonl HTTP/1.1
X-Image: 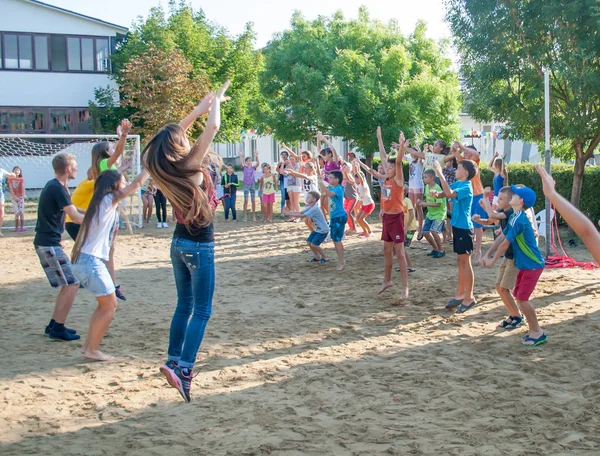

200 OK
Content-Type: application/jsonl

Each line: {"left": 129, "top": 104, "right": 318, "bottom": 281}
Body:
{"left": 0, "top": 31, "right": 112, "bottom": 74}
{"left": 0, "top": 106, "right": 92, "bottom": 134}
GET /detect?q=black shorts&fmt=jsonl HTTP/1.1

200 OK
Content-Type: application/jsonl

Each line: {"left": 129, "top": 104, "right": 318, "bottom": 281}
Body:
{"left": 65, "top": 222, "right": 81, "bottom": 241}
{"left": 452, "top": 227, "right": 474, "bottom": 255}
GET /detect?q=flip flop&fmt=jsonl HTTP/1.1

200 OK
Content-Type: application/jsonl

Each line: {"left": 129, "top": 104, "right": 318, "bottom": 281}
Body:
{"left": 445, "top": 299, "right": 462, "bottom": 309}
{"left": 522, "top": 333, "right": 548, "bottom": 346}
{"left": 456, "top": 301, "right": 476, "bottom": 314}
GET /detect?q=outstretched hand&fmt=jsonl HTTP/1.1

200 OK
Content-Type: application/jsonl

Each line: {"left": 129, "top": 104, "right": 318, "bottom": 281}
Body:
{"left": 216, "top": 80, "right": 231, "bottom": 102}
{"left": 195, "top": 92, "right": 215, "bottom": 115}
{"left": 117, "top": 119, "right": 131, "bottom": 137}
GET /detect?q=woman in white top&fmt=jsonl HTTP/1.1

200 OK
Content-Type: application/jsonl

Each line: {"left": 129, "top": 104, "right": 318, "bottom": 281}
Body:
{"left": 71, "top": 168, "right": 149, "bottom": 361}
{"left": 353, "top": 165, "right": 375, "bottom": 237}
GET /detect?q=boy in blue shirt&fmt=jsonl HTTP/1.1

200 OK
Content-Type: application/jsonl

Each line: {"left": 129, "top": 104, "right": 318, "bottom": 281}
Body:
{"left": 432, "top": 159, "right": 477, "bottom": 313}
{"left": 283, "top": 191, "right": 330, "bottom": 263}
{"left": 319, "top": 169, "right": 347, "bottom": 271}
{"left": 485, "top": 185, "right": 547, "bottom": 346}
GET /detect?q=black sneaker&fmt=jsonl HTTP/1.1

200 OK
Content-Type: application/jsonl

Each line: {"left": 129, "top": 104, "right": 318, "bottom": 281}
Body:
{"left": 45, "top": 323, "right": 77, "bottom": 335}
{"left": 427, "top": 250, "right": 437, "bottom": 257}
{"left": 48, "top": 328, "right": 81, "bottom": 341}
{"left": 115, "top": 285, "right": 127, "bottom": 301}
{"left": 171, "top": 366, "right": 193, "bottom": 402}
{"left": 433, "top": 251, "right": 446, "bottom": 258}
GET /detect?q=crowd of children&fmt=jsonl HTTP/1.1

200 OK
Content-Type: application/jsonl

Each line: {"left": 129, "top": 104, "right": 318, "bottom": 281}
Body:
{"left": 5, "top": 85, "right": 600, "bottom": 401}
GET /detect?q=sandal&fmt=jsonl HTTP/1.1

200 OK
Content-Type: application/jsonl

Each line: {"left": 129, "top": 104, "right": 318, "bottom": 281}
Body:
{"left": 320, "top": 258, "right": 329, "bottom": 263}
{"left": 445, "top": 298, "right": 462, "bottom": 309}
{"left": 456, "top": 301, "right": 476, "bottom": 314}
{"left": 499, "top": 316, "right": 523, "bottom": 330}
{"left": 521, "top": 333, "right": 548, "bottom": 346}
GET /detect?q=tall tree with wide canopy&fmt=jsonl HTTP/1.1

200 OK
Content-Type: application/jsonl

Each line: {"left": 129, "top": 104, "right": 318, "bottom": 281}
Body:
{"left": 260, "top": 8, "right": 461, "bottom": 163}
{"left": 445, "top": 0, "right": 600, "bottom": 211}
{"left": 91, "top": 1, "right": 263, "bottom": 141}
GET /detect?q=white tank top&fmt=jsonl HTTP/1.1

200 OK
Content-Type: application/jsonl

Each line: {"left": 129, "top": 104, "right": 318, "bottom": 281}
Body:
{"left": 80, "top": 194, "right": 119, "bottom": 261}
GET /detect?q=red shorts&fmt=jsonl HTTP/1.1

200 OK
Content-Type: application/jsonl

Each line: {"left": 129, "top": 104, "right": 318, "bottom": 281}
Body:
{"left": 381, "top": 212, "right": 405, "bottom": 244}
{"left": 361, "top": 203, "right": 375, "bottom": 215}
{"left": 343, "top": 198, "right": 356, "bottom": 213}
{"left": 513, "top": 268, "right": 543, "bottom": 301}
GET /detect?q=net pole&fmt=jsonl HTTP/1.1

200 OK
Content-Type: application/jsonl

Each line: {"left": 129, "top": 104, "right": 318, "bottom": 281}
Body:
{"left": 544, "top": 69, "right": 552, "bottom": 258}
{"left": 135, "top": 135, "right": 143, "bottom": 228}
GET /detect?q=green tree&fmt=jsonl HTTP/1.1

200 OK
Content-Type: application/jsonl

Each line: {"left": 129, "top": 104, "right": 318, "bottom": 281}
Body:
{"left": 260, "top": 8, "right": 461, "bottom": 164}
{"left": 92, "top": 1, "right": 264, "bottom": 140}
{"left": 445, "top": 0, "right": 600, "bottom": 212}
{"left": 118, "top": 46, "right": 209, "bottom": 139}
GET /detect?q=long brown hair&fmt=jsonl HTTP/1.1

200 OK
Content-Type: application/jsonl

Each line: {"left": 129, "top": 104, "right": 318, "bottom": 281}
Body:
{"left": 142, "top": 124, "right": 217, "bottom": 228}
{"left": 71, "top": 170, "right": 122, "bottom": 263}
{"left": 91, "top": 142, "right": 111, "bottom": 178}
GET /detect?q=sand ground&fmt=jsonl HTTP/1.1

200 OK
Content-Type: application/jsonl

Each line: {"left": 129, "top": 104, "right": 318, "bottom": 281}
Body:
{"left": 1, "top": 204, "right": 600, "bottom": 455}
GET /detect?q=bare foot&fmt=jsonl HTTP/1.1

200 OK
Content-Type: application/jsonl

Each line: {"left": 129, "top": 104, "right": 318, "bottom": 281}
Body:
{"left": 400, "top": 287, "right": 409, "bottom": 299}
{"left": 378, "top": 281, "right": 393, "bottom": 294}
{"left": 83, "top": 350, "right": 115, "bottom": 361}
{"left": 336, "top": 263, "right": 345, "bottom": 271}
{"left": 80, "top": 345, "right": 87, "bottom": 354}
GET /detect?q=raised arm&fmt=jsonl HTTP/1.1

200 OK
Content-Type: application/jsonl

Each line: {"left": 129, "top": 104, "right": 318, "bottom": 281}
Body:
{"left": 113, "top": 170, "right": 150, "bottom": 204}
{"left": 286, "top": 168, "right": 311, "bottom": 180}
{"left": 488, "top": 151, "right": 499, "bottom": 172}
{"left": 376, "top": 126, "right": 388, "bottom": 166}
{"left": 480, "top": 187, "right": 506, "bottom": 220}
{"left": 394, "top": 132, "right": 407, "bottom": 187}
{"left": 318, "top": 133, "right": 339, "bottom": 163}
{"left": 179, "top": 92, "right": 215, "bottom": 131}
{"left": 106, "top": 119, "right": 131, "bottom": 169}
{"left": 186, "top": 80, "right": 230, "bottom": 170}
{"left": 432, "top": 160, "right": 456, "bottom": 199}
{"left": 253, "top": 151, "right": 260, "bottom": 169}
{"left": 280, "top": 143, "right": 300, "bottom": 160}
{"left": 536, "top": 164, "right": 600, "bottom": 263}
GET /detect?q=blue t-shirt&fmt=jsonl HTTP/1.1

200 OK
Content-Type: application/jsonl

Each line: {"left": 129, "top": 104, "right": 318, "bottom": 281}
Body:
{"left": 329, "top": 185, "right": 345, "bottom": 219}
{"left": 302, "top": 204, "right": 329, "bottom": 234}
{"left": 450, "top": 180, "right": 473, "bottom": 230}
{"left": 493, "top": 174, "right": 505, "bottom": 196}
{"left": 504, "top": 211, "right": 545, "bottom": 270}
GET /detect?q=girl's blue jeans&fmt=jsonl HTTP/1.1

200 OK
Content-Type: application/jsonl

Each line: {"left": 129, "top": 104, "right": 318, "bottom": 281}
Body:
{"left": 168, "top": 238, "right": 215, "bottom": 369}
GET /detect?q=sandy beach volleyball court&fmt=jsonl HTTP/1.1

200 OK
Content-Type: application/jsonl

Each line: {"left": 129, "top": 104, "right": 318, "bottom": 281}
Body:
{"left": 1, "top": 216, "right": 599, "bottom": 455}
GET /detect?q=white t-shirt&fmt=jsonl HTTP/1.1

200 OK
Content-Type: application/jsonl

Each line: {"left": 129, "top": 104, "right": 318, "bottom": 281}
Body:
{"left": 408, "top": 160, "right": 424, "bottom": 190}
{"left": 423, "top": 153, "right": 446, "bottom": 170}
{"left": 357, "top": 183, "right": 374, "bottom": 205}
{"left": 80, "top": 194, "right": 119, "bottom": 261}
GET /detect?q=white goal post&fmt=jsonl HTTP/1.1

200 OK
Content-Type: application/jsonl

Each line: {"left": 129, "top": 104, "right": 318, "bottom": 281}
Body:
{"left": 0, "top": 134, "right": 143, "bottom": 230}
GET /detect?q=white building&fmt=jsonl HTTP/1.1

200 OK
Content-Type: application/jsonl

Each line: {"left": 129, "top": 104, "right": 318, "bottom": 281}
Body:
{"left": 0, "top": 0, "right": 127, "bottom": 134}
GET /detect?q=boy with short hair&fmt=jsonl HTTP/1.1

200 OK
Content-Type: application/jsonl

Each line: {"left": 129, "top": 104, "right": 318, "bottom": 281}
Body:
{"left": 419, "top": 169, "right": 447, "bottom": 258}
{"left": 483, "top": 185, "right": 547, "bottom": 346}
{"left": 283, "top": 191, "right": 330, "bottom": 263}
{"left": 318, "top": 169, "right": 347, "bottom": 271}
{"left": 432, "top": 158, "right": 477, "bottom": 313}
{"left": 378, "top": 132, "right": 409, "bottom": 299}
{"left": 35, "top": 153, "right": 85, "bottom": 341}
{"left": 476, "top": 186, "right": 522, "bottom": 329}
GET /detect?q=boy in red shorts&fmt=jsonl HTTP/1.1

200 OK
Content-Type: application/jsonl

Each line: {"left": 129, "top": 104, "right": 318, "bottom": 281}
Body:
{"left": 483, "top": 185, "right": 547, "bottom": 346}
{"left": 378, "top": 132, "right": 409, "bottom": 299}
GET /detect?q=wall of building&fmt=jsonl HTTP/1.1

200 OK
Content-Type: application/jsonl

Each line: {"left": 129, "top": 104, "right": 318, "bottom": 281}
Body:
{"left": 0, "top": 72, "right": 118, "bottom": 107}
{"left": 0, "top": 0, "right": 126, "bottom": 36}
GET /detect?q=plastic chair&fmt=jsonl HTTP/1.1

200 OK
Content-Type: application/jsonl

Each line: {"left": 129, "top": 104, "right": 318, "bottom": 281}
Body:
{"left": 535, "top": 208, "right": 555, "bottom": 241}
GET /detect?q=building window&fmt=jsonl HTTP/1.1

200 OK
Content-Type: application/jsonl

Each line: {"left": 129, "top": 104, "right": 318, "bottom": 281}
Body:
{"left": 34, "top": 36, "right": 49, "bottom": 70}
{"left": 50, "top": 36, "right": 67, "bottom": 71}
{"left": 1, "top": 33, "right": 111, "bottom": 73}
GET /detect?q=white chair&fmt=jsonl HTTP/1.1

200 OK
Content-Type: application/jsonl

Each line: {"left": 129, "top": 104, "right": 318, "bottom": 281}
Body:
{"left": 535, "top": 208, "right": 555, "bottom": 241}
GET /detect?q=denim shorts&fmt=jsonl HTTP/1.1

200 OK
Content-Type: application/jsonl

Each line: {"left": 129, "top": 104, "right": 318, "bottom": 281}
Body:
{"left": 72, "top": 252, "right": 115, "bottom": 297}
{"left": 244, "top": 186, "right": 256, "bottom": 200}
{"left": 307, "top": 231, "right": 328, "bottom": 246}
{"left": 422, "top": 217, "right": 446, "bottom": 234}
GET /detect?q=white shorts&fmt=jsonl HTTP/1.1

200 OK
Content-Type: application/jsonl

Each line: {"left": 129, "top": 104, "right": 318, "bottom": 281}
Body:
{"left": 288, "top": 186, "right": 302, "bottom": 193}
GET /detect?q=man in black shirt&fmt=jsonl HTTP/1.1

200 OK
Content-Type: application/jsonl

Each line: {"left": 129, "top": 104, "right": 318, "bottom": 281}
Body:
{"left": 34, "top": 153, "right": 85, "bottom": 341}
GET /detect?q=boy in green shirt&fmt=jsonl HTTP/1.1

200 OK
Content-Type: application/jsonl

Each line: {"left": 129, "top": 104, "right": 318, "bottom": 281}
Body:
{"left": 418, "top": 169, "right": 447, "bottom": 258}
